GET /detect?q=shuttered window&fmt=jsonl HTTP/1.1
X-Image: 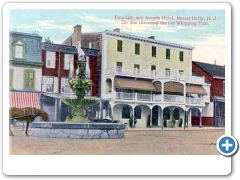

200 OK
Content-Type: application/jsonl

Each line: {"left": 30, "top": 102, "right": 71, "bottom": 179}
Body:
{"left": 9, "top": 68, "right": 14, "bottom": 89}
{"left": 24, "top": 69, "right": 35, "bottom": 90}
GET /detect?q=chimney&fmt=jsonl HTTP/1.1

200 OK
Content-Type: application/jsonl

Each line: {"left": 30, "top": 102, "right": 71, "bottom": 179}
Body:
{"left": 113, "top": 28, "right": 120, "bottom": 32}
{"left": 89, "top": 42, "right": 93, "bottom": 49}
{"left": 73, "top": 25, "right": 82, "bottom": 47}
{"left": 214, "top": 60, "right": 216, "bottom": 65}
{"left": 148, "top": 36, "right": 155, "bottom": 39}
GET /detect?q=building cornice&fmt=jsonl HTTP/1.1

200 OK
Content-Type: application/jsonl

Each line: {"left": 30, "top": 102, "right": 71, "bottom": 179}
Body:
{"left": 10, "top": 60, "right": 43, "bottom": 68}
{"left": 42, "top": 43, "right": 78, "bottom": 54}
{"left": 104, "top": 31, "right": 195, "bottom": 51}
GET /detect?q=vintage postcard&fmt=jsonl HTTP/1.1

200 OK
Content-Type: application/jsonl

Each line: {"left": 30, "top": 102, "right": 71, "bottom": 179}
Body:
{"left": 3, "top": 2, "right": 233, "bottom": 176}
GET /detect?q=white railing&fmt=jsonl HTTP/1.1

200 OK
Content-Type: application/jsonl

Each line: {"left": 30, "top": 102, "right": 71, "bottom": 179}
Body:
{"left": 155, "top": 94, "right": 162, "bottom": 101}
{"left": 116, "top": 92, "right": 135, "bottom": 100}
{"left": 137, "top": 93, "right": 152, "bottom": 101}
{"left": 188, "top": 76, "right": 205, "bottom": 84}
{"left": 114, "top": 92, "right": 205, "bottom": 105}
{"left": 164, "top": 94, "right": 184, "bottom": 103}
{"left": 179, "top": 73, "right": 187, "bottom": 81}
{"left": 186, "top": 97, "right": 204, "bottom": 105}
{"left": 106, "top": 67, "right": 179, "bottom": 79}
{"left": 106, "top": 67, "right": 206, "bottom": 84}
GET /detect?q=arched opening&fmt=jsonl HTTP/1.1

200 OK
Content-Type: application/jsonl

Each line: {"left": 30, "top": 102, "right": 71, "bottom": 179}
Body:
{"left": 152, "top": 106, "right": 159, "bottom": 126}
{"left": 105, "top": 78, "right": 112, "bottom": 93}
{"left": 163, "top": 108, "right": 170, "bottom": 120}
{"left": 173, "top": 108, "right": 180, "bottom": 120}
{"left": 122, "top": 105, "right": 131, "bottom": 119}
{"left": 134, "top": 106, "right": 141, "bottom": 119}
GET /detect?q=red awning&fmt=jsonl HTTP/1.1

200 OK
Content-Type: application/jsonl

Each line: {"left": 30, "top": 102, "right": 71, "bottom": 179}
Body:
{"left": 9, "top": 91, "right": 40, "bottom": 109}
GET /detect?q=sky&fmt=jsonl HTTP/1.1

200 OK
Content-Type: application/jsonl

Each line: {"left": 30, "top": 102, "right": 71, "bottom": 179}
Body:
{"left": 9, "top": 9, "right": 225, "bottom": 65}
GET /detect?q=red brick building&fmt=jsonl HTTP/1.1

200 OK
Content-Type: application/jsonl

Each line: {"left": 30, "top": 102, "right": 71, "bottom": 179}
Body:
{"left": 40, "top": 39, "right": 99, "bottom": 121}
{"left": 192, "top": 61, "right": 225, "bottom": 127}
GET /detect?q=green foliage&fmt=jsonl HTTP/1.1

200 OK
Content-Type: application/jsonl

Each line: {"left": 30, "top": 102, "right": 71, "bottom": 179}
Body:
{"left": 146, "top": 114, "right": 151, "bottom": 127}
{"left": 179, "top": 117, "right": 183, "bottom": 127}
{"left": 129, "top": 115, "right": 137, "bottom": 127}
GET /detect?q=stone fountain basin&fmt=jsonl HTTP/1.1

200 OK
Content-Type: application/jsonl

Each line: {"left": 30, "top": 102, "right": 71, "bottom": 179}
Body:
{"left": 31, "top": 122, "right": 127, "bottom": 139}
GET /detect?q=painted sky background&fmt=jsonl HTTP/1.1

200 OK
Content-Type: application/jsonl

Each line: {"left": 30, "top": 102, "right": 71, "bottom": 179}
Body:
{"left": 10, "top": 9, "right": 225, "bottom": 65}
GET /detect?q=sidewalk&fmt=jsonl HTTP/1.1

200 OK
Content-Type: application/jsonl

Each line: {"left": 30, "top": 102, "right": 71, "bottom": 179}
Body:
{"left": 127, "top": 126, "right": 225, "bottom": 131}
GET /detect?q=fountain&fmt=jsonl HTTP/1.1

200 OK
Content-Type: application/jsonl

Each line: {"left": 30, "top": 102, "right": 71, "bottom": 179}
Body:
{"left": 31, "top": 42, "right": 126, "bottom": 139}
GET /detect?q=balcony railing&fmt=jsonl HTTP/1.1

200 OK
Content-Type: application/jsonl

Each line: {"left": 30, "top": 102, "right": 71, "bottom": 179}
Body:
{"left": 106, "top": 67, "right": 179, "bottom": 79}
{"left": 164, "top": 94, "right": 184, "bottom": 103}
{"left": 105, "top": 66, "right": 204, "bottom": 83}
{"left": 186, "top": 97, "right": 204, "bottom": 105}
{"left": 115, "top": 92, "right": 204, "bottom": 105}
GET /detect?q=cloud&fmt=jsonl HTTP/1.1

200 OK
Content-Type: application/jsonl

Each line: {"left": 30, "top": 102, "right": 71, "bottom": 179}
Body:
{"left": 11, "top": 20, "right": 74, "bottom": 32}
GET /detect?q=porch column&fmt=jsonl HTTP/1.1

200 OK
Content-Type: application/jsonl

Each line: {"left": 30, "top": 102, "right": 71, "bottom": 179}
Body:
{"left": 54, "top": 98, "right": 61, "bottom": 122}
{"left": 199, "top": 109, "right": 203, "bottom": 128}
{"left": 161, "top": 82, "right": 164, "bottom": 102}
{"left": 183, "top": 110, "right": 186, "bottom": 129}
{"left": 99, "top": 101, "right": 103, "bottom": 119}
{"left": 158, "top": 106, "right": 161, "bottom": 127}
{"left": 150, "top": 107, "right": 153, "bottom": 128}
{"left": 183, "top": 84, "right": 186, "bottom": 103}
{"left": 161, "top": 108, "right": 164, "bottom": 130}
{"left": 188, "top": 109, "right": 192, "bottom": 127}
{"left": 132, "top": 106, "right": 135, "bottom": 128}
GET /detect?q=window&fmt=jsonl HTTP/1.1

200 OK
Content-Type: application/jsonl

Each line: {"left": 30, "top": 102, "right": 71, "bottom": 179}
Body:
{"left": 134, "top": 106, "right": 141, "bottom": 119}
{"left": 165, "top": 68, "right": 170, "bottom": 77}
{"left": 116, "top": 62, "right": 122, "bottom": 73}
{"left": 9, "top": 68, "right": 14, "bottom": 89}
{"left": 64, "top": 54, "right": 74, "bottom": 70}
{"left": 166, "top": 49, "right": 170, "bottom": 59}
{"left": 134, "top": 64, "right": 140, "bottom": 75}
{"left": 42, "top": 76, "right": 54, "bottom": 93}
{"left": 117, "top": 40, "right": 122, "bottom": 52}
{"left": 179, "top": 51, "right": 184, "bottom": 61}
{"left": 134, "top": 64, "right": 140, "bottom": 69}
{"left": 116, "top": 62, "right": 122, "bottom": 67}
{"left": 61, "top": 78, "right": 71, "bottom": 94}
{"left": 122, "top": 106, "right": 130, "bottom": 119}
{"left": 135, "top": 43, "right": 140, "bottom": 55}
{"left": 179, "top": 70, "right": 184, "bottom": 74}
{"left": 152, "top": 46, "right": 156, "bottom": 57}
{"left": 151, "top": 65, "right": 156, "bottom": 76}
{"left": 13, "top": 40, "right": 25, "bottom": 59}
{"left": 151, "top": 65, "right": 156, "bottom": 71}
{"left": 24, "top": 69, "right": 35, "bottom": 90}
{"left": 46, "top": 51, "right": 56, "bottom": 68}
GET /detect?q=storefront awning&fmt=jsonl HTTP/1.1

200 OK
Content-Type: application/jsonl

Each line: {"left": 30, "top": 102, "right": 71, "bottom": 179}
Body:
{"left": 114, "top": 77, "right": 156, "bottom": 91}
{"left": 186, "top": 85, "right": 207, "bottom": 95}
{"left": 9, "top": 91, "right": 40, "bottom": 108}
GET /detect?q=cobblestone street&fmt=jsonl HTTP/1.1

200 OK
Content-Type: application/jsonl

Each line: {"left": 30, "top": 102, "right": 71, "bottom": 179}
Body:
{"left": 9, "top": 127, "right": 224, "bottom": 155}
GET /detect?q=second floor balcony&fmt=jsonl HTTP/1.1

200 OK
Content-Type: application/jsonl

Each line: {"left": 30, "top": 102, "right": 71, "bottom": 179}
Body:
{"left": 105, "top": 66, "right": 205, "bottom": 84}
{"left": 110, "top": 91, "right": 205, "bottom": 105}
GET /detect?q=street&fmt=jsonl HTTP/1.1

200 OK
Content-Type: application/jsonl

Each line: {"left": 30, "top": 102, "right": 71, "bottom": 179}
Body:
{"left": 9, "top": 127, "right": 224, "bottom": 155}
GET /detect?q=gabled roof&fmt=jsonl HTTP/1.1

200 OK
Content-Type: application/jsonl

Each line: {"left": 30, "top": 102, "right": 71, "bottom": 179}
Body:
{"left": 193, "top": 61, "right": 225, "bottom": 78}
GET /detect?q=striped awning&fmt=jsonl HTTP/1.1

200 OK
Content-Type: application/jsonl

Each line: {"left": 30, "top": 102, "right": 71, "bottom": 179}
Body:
{"left": 9, "top": 91, "right": 40, "bottom": 108}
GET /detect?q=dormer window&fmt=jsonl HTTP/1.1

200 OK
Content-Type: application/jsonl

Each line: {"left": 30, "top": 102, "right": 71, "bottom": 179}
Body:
{"left": 13, "top": 40, "right": 25, "bottom": 59}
